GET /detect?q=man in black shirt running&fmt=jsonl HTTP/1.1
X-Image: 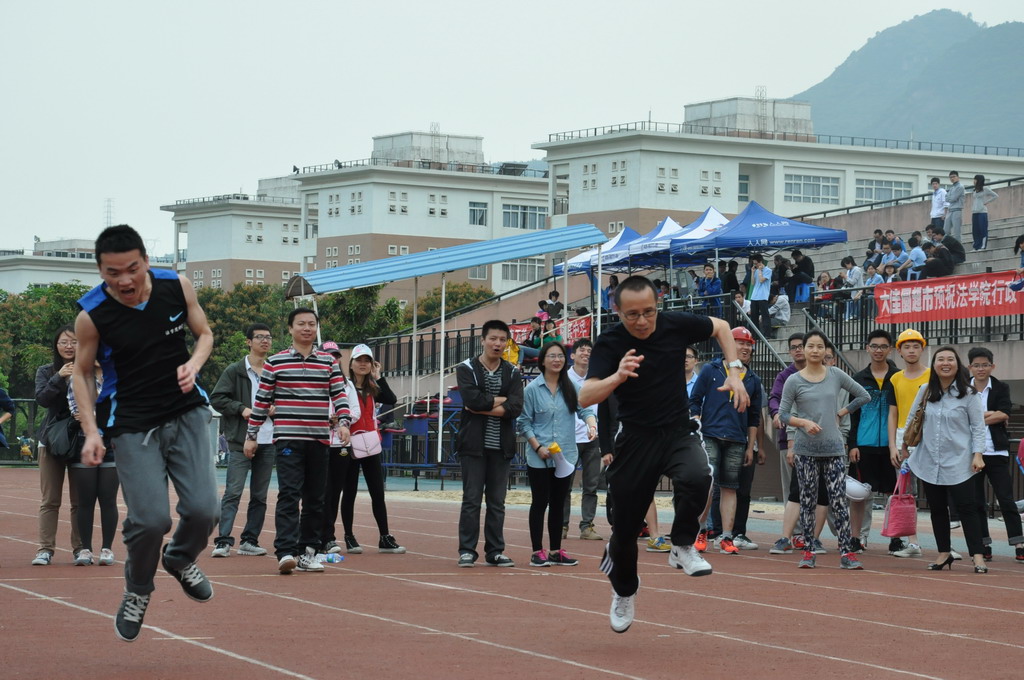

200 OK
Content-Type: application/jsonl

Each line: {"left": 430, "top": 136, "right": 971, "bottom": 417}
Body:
{"left": 581, "top": 275, "right": 749, "bottom": 633}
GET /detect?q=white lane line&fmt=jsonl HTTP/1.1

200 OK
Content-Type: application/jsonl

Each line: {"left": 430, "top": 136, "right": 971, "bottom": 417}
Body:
{"left": 0, "top": 582, "right": 316, "bottom": 680}
{"left": 216, "top": 581, "right": 648, "bottom": 680}
{"left": 224, "top": 567, "right": 944, "bottom": 680}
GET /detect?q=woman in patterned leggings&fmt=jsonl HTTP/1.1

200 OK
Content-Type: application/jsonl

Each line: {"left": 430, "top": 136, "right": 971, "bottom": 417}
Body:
{"left": 779, "top": 330, "right": 869, "bottom": 570}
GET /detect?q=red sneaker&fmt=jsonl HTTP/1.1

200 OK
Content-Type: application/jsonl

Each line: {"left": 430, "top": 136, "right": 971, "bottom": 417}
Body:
{"left": 792, "top": 535, "right": 807, "bottom": 550}
{"left": 695, "top": 530, "right": 708, "bottom": 553}
{"left": 718, "top": 537, "right": 739, "bottom": 554}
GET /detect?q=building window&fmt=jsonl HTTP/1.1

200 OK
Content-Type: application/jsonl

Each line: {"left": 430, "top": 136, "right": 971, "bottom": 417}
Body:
{"left": 246, "top": 234, "right": 253, "bottom": 242}
{"left": 784, "top": 174, "right": 840, "bottom": 204}
{"left": 324, "top": 247, "right": 331, "bottom": 256}
{"left": 398, "top": 299, "right": 408, "bottom": 308}
{"left": 256, "top": 269, "right": 264, "bottom": 278}
{"left": 428, "top": 194, "right": 436, "bottom": 203}
{"left": 192, "top": 270, "right": 202, "bottom": 279}
{"left": 354, "top": 245, "right": 361, "bottom": 254}
{"left": 283, "top": 224, "right": 290, "bottom": 232}
{"left": 246, "top": 221, "right": 253, "bottom": 230}
{"left": 256, "top": 235, "right": 263, "bottom": 242}
{"left": 388, "top": 245, "right": 398, "bottom": 255}
{"left": 500, "top": 257, "right": 545, "bottom": 283}
{"left": 670, "top": 168, "right": 678, "bottom": 179}
{"left": 502, "top": 204, "right": 548, "bottom": 230}
{"left": 617, "top": 221, "right": 625, "bottom": 231}
{"left": 245, "top": 279, "right": 253, "bottom": 285}
{"left": 608, "top": 221, "right": 617, "bottom": 233}
{"left": 468, "top": 265, "right": 488, "bottom": 280}
{"left": 657, "top": 183, "right": 665, "bottom": 193}
{"left": 282, "top": 271, "right": 290, "bottom": 279}
{"left": 357, "top": 205, "right": 362, "bottom": 214}
{"left": 292, "top": 224, "right": 298, "bottom": 232}
{"left": 256, "top": 222, "right": 263, "bottom": 230}
{"left": 400, "top": 192, "right": 407, "bottom": 201}
{"left": 700, "top": 185, "right": 709, "bottom": 195}
{"left": 212, "top": 280, "right": 221, "bottom": 289}
{"left": 440, "top": 208, "right": 448, "bottom": 217}
{"left": 353, "top": 258, "right": 360, "bottom": 264}
{"left": 389, "top": 205, "right": 396, "bottom": 213}
{"left": 282, "top": 237, "right": 290, "bottom": 244}
{"left": 657, "top": 167, "right": 665, "bottom": 178}
{"left": 590, "top": 179, "right": 596, "bottom": 189}
{"left": 583, "top": 165, "right": 589, "bottom": 175}
{"left": 582, "top": 181, "right": 588, "bottom": 191}
{"left": 855, "top": 178, "right": 913, "bottom": 205}
{"left": 245, "top": 268, "right": 254, "bottom": 277}
{"left": 620, "top": 175, "right": 626, "bottom": 186}
{"left": 469, "top": 201, "right": 487, "bottom": 226}
{"left": 389, "top": 191, "right": 396, "bottom": 200}
{"left": 292, "top": 237, "right": 298, "bottom": 244}
{"left": 399, "top": 245, "right": 409, "bottom": 255}
{"left": 590, "top": 164, "right": 596, "bottom": 173}
{"left": 738, "top": 174, "right": 750, "bottom": 202}
{"left": 400, "top": 205, "right": 408, "bottom": 214}
{"left": 347, "top": 259, "right": 354, "bottom": 265}
{"left": 194, "top": 281, "right": 203, "bottom": 289}
{"left": 713, "top": 187, "right": 721, "bottom": 196}
{"left": 611, "top": 161, "right": 618, "bottom": 171}
{"left": 611, "top": 177, "right": 618, "bottom": 186}
{"left": 347, "top": 245, "right": 354, "bottom": 255}
{"left": 700, "top": 170, "right": 709, "bottom": 181}
{"left": 671, "top": 184, "right": 678, "bottom": 193}
{"left": 440, "top": 194, "right": 447, "bottom": 204}
{"left": 429, "top": 207, "right": 436, "bottom": 216}
{"left": 713, "top": 171, "right": 721, "bottom": 182}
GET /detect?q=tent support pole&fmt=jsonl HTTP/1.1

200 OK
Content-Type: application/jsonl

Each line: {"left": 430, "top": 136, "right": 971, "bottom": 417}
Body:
{"left": 411, "top": 277, "right": 419, "bottom": 416}
{"left": 597, "top": 243, "right": 603, "bottom": 337}
{"left": 312, "top": 296, "right": 322, "bottom": 347}
{"left": 562, "top": 249, "right": 569, "bottom": 327}
{"left": 436, "top": 273, "right": 447, "bottom": 465}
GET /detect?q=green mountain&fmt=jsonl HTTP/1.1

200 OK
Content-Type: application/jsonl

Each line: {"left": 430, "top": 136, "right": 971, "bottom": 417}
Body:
{"left": 791, "top": 10, "right": 1024, "bottom": 149}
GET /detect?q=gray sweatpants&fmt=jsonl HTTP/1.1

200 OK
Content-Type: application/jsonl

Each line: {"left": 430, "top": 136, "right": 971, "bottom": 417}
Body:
{"left": 112, "top": 406, "right": 219, "bottom": 595}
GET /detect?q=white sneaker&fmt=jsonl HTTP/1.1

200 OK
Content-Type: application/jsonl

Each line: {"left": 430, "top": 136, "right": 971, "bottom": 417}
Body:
{"left": 74, "top": 549, "right": 94, "bottom": 566}
{"left": 296, "top": 547, "right": 324, "bottom": 572}
{"left": 211, "top": 542, "right": 230, "bottom": 558}
{"left": 892, "top": 543, "right": 923, "bottom": 558}
{"left": 949, "top": 521, "right": 961, "bottom": 530}
{"left": 98, "top": 548, "right": 115, "bottom": 566}
{"left": 609, "top": 581, "right": 637, "bottom": 634}
{"left": 31, "top": 551, "right": 52, "bottom": 566}
{"left": 278, "top": 555, "right": 297, "bottom": 574}
{"left": 732, "top": 534, "right": 759, "bottom": 550}
{"left": 238, "top": 541, "right": 267, "bottom": 556}
{"left": 668, "top": 545, "right": 713, "bottom": 576}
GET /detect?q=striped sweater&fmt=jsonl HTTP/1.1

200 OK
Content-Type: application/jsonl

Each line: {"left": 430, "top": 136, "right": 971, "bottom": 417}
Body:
{"left": 246, "top": 347, "right": 350, "bottom": 444}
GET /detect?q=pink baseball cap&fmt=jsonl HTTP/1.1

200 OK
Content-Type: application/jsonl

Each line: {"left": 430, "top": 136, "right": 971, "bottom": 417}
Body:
{"left": 320, "top": 341, "right": 342, "bottom": 356}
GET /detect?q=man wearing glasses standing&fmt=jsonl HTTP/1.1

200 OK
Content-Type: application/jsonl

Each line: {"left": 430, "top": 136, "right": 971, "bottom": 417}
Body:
{"left": 581, "top": 276, "right": 749, "bottom": 633}
{"left": 209, "top": 324, "right": 277, "bottom": 558}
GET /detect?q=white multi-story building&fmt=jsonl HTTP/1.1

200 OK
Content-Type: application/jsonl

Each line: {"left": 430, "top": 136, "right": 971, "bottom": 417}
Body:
{"left": 534, "top": 97, "right": 1024, "bottom": 236}
{"left": 163, "top": 131, "right": 563, "bottom": 306}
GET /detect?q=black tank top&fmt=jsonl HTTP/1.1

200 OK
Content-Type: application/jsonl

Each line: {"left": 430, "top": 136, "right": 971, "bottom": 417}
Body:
{"left": 77, "top": 269, "right": 208, "bottom": 436}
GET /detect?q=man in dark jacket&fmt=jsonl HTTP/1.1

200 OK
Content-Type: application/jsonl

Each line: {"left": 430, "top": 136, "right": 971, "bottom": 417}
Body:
{"left": 209, "top": 323, "right": 276, "bottom": 558}
{"left": 689, "top": 326, "right": 763, "bottom": 554}
{"left": 967, "top": 347, "right": 1024, "bottom": 561}
{"left": 934, "top": 226, "right": 966, "bottom": 264}
{"left": 788, "top": 249, "right": 815, "bottom": 300}
{"left": 920, "top": 241, "right": 954, "bottom": 278}
{"left": 846, "top": 330, "right": 900, "bottom": 553}
{"left": 455, "top": 320, "right": 524, "bottom": 568}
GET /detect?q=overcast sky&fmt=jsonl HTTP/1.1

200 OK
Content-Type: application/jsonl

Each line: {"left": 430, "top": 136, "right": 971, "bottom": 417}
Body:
{"left": 2, "top": 1, "right": 1020, "bottom": 254}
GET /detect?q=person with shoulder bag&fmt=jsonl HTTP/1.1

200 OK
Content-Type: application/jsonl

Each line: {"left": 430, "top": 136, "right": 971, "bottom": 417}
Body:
{"left": 899, "top": 347, "right": 988, "bottom": 573}
{"left": 31, "top": 324, "right": 85, "bottom": 566}
{"left": 322, "top": 343, "right": 404, "bottom": 555}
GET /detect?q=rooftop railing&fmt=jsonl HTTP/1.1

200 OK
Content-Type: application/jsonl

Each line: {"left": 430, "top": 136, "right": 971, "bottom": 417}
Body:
{"left": 545, "top": 120, "right": 1024, "bottom": 158}
{"left": 298, "top": 157, "right": 549, "bottom": 178}
{"left": 174, "top": 194, "right": 299, "bottom": 206}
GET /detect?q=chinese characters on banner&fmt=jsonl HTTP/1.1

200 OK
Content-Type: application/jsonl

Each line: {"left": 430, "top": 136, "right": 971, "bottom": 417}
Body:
{"left": 875, "top": 271, "right": 1021, "bottom": 323}
{"left": 509, "top": 316, "right": 593, "bottom": 346}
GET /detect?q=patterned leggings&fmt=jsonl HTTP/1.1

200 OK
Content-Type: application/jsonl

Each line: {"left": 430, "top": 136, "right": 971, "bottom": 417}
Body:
{"left": 795, "top": 455, "right": 852, "bottom": 554}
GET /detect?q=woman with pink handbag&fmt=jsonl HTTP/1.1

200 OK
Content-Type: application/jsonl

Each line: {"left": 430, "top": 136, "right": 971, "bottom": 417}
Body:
{"left": 899, "top": 348, "right": 988, "bottom": 573}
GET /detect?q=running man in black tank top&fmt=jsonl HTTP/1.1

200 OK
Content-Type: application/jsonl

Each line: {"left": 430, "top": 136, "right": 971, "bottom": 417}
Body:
{"left": 72, "top": 225, "right": 219, "bottom": 643}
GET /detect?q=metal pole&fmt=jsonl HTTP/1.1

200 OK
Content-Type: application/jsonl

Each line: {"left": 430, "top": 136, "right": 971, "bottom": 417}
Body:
{"left": 411, "top": 277, "right": 418, "bottom": 414}
{"left": 436, "top": 273, "right": 447, "bottom": 464}
{"left": 597, "top": 243, "right": 603, "bottom": 337}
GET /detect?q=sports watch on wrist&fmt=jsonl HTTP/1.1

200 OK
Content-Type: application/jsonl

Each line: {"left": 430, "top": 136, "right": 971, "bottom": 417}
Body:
{"left": 727, "top": 359, "right": 744, "bottom": 370}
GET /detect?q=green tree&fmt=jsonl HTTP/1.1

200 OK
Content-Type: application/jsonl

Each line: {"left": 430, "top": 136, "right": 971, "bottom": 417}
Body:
{"left": 316, "top": 285, "right": 403, "bottom": 343}
{"left": 403, "top": 282, "right": 494, "bottom": 325}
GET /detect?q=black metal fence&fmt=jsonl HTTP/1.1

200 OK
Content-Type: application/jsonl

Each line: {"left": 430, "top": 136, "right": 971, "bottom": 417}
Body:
{"left": 1, "top": 399, "right": 43, "bottom": 462}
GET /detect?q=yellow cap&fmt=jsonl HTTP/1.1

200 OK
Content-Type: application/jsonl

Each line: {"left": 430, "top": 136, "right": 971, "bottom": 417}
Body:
{"left": 895, "top": 329, "right": 926, "bottom": 348}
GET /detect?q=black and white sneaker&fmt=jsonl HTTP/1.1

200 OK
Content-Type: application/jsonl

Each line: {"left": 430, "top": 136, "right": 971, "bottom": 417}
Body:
{"left": 210, "top": 541, "right": 230, "bottom": 558}
{"left": 161, "top": 547, "right": 213, "bottom": 602}
{"left": 296, "top": 547, "right": 324, "bottom": 572}
{"left": 668, "top": 545, "right": 713, "bottom": 576}
{"left": 457, "top": 553, "right": 475, "bottom": 568}
{"left": 114, "top": 591, "right": 151, "bottom": 642}
{"left": 379, "top": 535, "right": 407, "bottom": 554}
{"left": 345, "top": 534, "right": 363, "bottom": 555}
{"left": 485, "top": 553, "right": 515, "bottom": 567}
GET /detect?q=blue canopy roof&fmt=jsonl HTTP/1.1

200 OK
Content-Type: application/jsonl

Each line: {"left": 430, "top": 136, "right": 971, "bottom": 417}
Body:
{"left": 286, "top": 223, "right": 608, "bottom": 297}
{"left": 669, "top": 201, "right": 846, "bottom": 258}
{"left": 552, "top": 225, "right": 641, "bottom": 276}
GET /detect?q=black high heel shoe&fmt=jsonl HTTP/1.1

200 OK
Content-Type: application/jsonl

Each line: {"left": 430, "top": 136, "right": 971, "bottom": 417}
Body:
{"left": 927, "top": 555, "right": 955, "bottom": 570}
{"left": 974, "top": 563, "right": 988, "bottom": 574}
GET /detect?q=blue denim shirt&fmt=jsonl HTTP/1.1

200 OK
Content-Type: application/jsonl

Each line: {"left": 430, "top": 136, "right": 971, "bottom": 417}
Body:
{"left": 517, "top": 377, "right": 595, "bottom": 469}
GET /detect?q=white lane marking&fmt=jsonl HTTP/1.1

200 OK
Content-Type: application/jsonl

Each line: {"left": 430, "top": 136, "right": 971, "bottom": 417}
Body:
{"left": 0, "top": 582, "right": 316, "bottom": 680}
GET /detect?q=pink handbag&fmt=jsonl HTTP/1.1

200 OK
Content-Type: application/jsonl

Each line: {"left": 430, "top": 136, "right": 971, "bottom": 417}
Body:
{"left": 881, "top": 469, "right": 917, "bottom": 538}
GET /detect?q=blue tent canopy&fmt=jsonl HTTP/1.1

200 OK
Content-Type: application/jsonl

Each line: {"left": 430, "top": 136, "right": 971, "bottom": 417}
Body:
{"left": 669, "top": 201, "right": 846, "bottom": 258}
{"left": 552, "top": 225, "right": 641, "bottom": 276}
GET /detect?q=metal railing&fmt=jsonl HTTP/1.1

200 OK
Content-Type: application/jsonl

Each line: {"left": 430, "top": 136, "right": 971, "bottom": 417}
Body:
{"left": 546, "top": 120, "right": 1024, "bottom": 158}
{"left": 791, "top": 175, "right": 1024, "bottom": 221}
{"left": 298, "top": 157, "right": 549, "bottom": 178}
{"left": 174, "top": 193, "right": 299, "bottom": 206}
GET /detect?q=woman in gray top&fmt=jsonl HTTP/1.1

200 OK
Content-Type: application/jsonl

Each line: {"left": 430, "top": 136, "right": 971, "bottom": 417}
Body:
{"left": 970, "top": 174, "right": 998, "bottom": 251}
{"left": 779, "top": 330, "right": 869, "bottom": 570}
{"left": 899, "top": 347, "right": 988, "bottom": 573}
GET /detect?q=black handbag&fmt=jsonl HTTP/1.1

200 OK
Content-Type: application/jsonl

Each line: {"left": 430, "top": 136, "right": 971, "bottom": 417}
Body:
{"left": 44, "top": 417, "right": 83, "bottom": 462}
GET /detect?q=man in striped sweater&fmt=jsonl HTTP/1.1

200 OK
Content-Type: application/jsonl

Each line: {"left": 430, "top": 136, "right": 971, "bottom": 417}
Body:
{"left": 246, "top": 308, "right": 351, "bottom": 574}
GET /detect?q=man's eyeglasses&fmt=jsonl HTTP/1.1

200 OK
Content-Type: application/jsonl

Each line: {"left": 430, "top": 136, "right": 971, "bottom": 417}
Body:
{"left": 252, "top": 334, "right": 273, "bottom": 341}
{"left": 788, "top": 344, "right": 803, "bottom": 351}
{"left": 970, "top": 363, "right": 992, "bottom": 369}
{"left": 622, "top": 309, "right": 657, "bottom": 322}
{"left": 867, "top": 344, "right": 891, "bottom": 351}
{"left": 685, "top": 354, "right": 697, "bottom": 361}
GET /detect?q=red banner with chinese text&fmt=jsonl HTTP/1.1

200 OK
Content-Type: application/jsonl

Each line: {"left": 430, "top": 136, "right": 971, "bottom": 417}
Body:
{"left": 875, "top": 271, "right": 1021, "bottom": 323}
{"left": 509, "top": 317, "right": 593, "bottom": 346}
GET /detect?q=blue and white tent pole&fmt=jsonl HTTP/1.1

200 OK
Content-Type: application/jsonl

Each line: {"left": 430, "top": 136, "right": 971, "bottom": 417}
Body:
{"left": 411, "top": 277, "right": 419, "bottom": 421}
{"left": 597, "top": 240, "right": 603, "bottom": 336}
{"left": 437, "top": 272, "right": 446, "bottom": 464}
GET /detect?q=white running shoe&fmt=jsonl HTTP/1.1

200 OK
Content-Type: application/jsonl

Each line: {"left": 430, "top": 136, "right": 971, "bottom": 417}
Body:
{"left": 278, "top": 555, "right": 297, "bottom": 574}
{"left": 668, "top": 545, "right": 713, "bottom": 576}
{"left": 74, "top": 549, "right": 94, "bottom": 566}
{"left": 732, "top": 535, "right": 759, "bottom": 550}
{"left": 211, "top": 542, "right": 230, "bottom": 558}
{"left": 892, "top": 543, "right": 923, "bottom": 558}
{"left": 238, "top": 541, "right": 267, "bottom": 556}
{"left": 296, "top": 547, "right": 324, "bottom": 572}
{"left": 610, "top": 589, "right": 636, "bottom": 633}
{"left": 98, "top": 548, "right": 115, "bottom": 566}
